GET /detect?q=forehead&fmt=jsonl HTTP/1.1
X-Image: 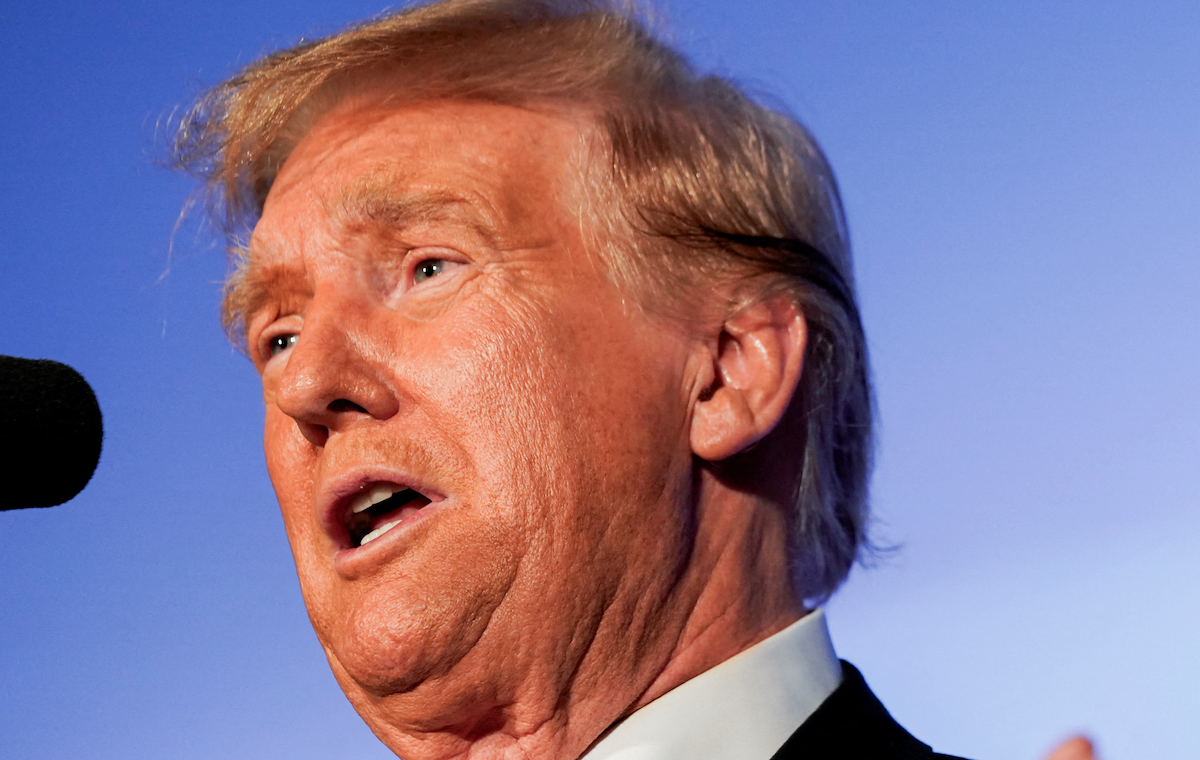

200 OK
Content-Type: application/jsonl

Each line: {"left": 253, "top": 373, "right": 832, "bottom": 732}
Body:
{"left": 260, "top": 98, "right": 588, "bottom": 238}
{"left": 236, "top": 98, "right": 597, "bottom": 325}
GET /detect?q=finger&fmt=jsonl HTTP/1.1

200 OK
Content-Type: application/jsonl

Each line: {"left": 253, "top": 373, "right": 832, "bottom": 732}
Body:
{"left": 1043, "top": 736, "right": 1097, "bottom": 760}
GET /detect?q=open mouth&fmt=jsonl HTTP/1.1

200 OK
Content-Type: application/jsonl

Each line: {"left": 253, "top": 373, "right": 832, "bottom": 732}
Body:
{"left": 345, "top": 484, "right": 433, "bottom": 548}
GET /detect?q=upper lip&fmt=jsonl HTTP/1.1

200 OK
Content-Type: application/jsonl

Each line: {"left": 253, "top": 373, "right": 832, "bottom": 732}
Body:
{"left": 318, "top": 468, "right": 440, "bottom": 551}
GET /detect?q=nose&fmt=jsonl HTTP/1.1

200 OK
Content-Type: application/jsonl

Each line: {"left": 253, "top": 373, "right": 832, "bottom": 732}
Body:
{"left": 272, "top": 295, "right": 400, "bottom": 447}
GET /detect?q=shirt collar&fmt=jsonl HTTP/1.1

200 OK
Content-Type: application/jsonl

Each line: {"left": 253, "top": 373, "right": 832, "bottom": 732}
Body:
{"left": 583, "top": 608, "right": 842, "bottom": 760}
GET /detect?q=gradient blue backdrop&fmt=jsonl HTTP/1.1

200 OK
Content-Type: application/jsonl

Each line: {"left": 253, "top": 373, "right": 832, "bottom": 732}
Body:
{"left": 1, "top": 1, "right": 1196, "bottom": 758}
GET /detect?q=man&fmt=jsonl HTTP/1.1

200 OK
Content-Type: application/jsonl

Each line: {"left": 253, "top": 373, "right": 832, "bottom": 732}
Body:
{"left": 172, "top": 1, "right": 1091, "bottom": 758}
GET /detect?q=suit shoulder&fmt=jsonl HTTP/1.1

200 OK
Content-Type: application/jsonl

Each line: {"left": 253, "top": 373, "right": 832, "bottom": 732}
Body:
{"left": 770, "top": 661, "right": 974, "bottom": 760}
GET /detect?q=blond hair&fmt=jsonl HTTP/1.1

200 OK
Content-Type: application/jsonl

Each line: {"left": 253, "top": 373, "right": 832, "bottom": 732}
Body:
{"left": 171, "top": 0, "right": 873, "bottom": 603}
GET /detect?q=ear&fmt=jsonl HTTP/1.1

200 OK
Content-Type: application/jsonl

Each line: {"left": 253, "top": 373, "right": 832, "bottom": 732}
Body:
{"left": 690, "top": 294, "right": 807, "bottom": 461}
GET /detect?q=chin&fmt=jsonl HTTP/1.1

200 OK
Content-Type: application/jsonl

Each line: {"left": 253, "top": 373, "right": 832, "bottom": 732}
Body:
{"left": 327, "top": 596, "right": 524, "bottom": 754}
{"left": 320, "top": 561, "right": 509, "bottom": 701}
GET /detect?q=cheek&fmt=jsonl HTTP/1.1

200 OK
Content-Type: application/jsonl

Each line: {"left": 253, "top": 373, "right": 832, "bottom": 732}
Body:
{"left": 264, "top": 408, "right": 305, "bottom": 497}
{"left": 263, "top": 408, "right": 322, "bottom": 555}
{"left": 449, "top": 296, "right": 690, "bottom": 539}
{"left": 262, "top": 407, "right": 346, "bottom": 647}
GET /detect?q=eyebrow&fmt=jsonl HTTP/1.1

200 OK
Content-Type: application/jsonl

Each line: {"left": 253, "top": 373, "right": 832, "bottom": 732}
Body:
{"left": 225, "top": 174, "right": 503, "bottom": 342}
{"left": 222, "top": 250, "right": 309, "bottom": 346}
{"left": 335, "top": 170, "right": 502, "bottom": 243}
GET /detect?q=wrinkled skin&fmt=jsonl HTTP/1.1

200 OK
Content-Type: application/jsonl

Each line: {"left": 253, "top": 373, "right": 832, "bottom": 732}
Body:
{"left": 245, "top": 97, "right": 802, "bottom": 760}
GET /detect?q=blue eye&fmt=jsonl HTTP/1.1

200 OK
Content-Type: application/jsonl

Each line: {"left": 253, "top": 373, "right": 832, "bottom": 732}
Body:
{"left": 269, "top": 334, "right": 298, "bottom": 357}
{"left": 413, "top": 259, "right": 447, "bottom": 284}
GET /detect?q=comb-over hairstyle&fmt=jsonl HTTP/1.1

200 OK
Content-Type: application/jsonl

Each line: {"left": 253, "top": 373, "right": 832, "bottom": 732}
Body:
{"left": 172, "top": 0, "right": 873, "bottom": 604}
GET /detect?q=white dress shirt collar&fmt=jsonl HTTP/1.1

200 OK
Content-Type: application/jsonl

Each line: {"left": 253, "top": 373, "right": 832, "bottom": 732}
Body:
{"left": 582, "top": 609, "right": 842, "bottom": 760}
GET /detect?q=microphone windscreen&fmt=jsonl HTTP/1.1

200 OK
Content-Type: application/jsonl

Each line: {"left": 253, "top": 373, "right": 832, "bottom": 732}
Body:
{"left": 0, "top": 356, "right": 103, "bottom": 510}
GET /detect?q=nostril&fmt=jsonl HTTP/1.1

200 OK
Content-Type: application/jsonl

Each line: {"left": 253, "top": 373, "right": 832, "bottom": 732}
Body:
{"left": 328, "top": 399, "right": 368, "bottom": 414}
{"left": 294, "top": 399, "right": 368, "bottom": 446}
{"left": 296, "top": 421, "right": 330, "bottom": 447}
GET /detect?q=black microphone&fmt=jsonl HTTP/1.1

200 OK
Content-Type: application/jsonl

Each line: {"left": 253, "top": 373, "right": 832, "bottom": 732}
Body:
{"left": 0, "top": 356, "right": 103, "bottom": 510}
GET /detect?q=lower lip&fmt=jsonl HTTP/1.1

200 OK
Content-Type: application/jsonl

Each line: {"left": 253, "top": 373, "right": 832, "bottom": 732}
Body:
{"left": 332, "top": 499, "right": 443, "bottom": 575}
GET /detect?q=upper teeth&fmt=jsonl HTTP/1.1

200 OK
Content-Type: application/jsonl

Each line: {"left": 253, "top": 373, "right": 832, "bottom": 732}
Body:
{"left": 350, "top": 484, "right": 400, "bottom": 514}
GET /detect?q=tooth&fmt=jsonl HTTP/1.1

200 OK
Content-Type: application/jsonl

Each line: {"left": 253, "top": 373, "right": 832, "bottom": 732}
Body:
{"left": 352, "top": 484, "right": 399, "bottom": 514}
{"left": 350, "top": 493, "right": 373, "bottom": 514}
{"left": 359, "top": 519, "right": 401, "bottom": 546}
{"left": 368, "top": 484, "right": 397, "bottom": 505}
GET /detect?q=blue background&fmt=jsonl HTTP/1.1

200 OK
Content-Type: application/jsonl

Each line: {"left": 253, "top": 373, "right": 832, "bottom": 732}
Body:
{"left": 1, "top": 1, "right": 1196, "bottom": 758}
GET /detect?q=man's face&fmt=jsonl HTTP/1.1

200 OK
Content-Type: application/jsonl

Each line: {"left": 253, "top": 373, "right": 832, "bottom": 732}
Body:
{"left": 245, "top": 98, "right": 707, "bottom": 740}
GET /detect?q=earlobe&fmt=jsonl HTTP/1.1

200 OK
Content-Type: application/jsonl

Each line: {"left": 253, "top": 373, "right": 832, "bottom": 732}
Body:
{"left": 690, "top": 295, "right": 807, "bottom": 461}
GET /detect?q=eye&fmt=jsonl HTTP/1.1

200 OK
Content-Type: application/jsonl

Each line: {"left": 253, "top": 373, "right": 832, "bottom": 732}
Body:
{"left": 413, "top": 258, "right": 451, "bottom": 285}
{"left": 268, "top": 333, "right": 298, "bottom": 358}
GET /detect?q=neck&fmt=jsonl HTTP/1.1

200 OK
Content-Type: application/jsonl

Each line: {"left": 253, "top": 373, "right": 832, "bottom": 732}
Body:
{"left": 627, "top": 467, "right": 804, "bottom": 715}
{"left": 351, "top": 467, "right": 801, "bottom": 760}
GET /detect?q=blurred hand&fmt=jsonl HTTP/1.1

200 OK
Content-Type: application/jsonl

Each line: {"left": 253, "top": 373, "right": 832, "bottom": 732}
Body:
{"left": 1043, "top": 737, "right": 1098, "bottom": 760}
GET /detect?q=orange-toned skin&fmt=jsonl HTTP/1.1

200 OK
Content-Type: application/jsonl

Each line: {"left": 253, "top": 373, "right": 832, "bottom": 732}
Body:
{"left": 1043, "top": 737, "right": 1100, "bottom": 760}
{"left": 247, "top": 97, "right": 806, "bottom": 760}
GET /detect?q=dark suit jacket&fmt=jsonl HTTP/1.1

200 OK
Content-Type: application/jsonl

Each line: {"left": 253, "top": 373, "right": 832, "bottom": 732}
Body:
{"left": 770, "top": 662, "right": 968, "bottom": 760}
